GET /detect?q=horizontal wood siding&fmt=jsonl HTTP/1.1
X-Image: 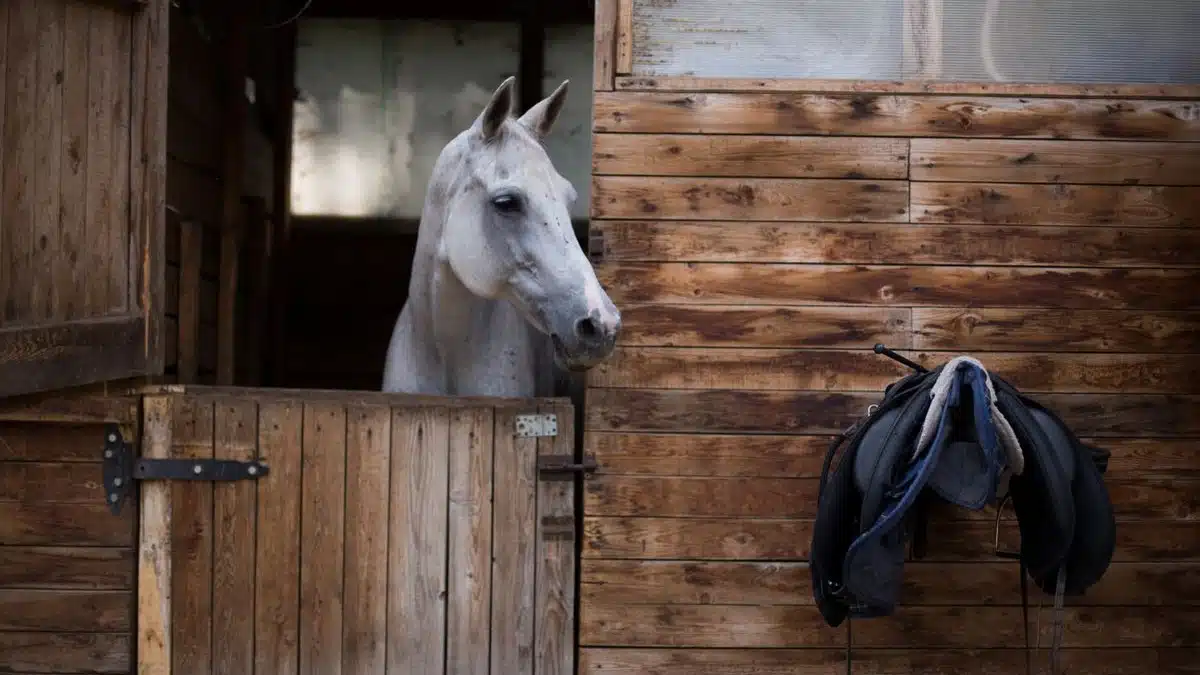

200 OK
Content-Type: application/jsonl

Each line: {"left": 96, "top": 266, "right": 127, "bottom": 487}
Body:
{"left": 584, "top": 77, "right": 1200, "bottom": 673}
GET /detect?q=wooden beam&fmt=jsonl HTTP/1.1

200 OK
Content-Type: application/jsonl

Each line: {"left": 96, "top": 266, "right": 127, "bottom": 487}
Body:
{"left": 136, "top": 395, "right": 174, "bottom": 675}
{"left": 593, "top": 0, "right": 617, "bottom": 91}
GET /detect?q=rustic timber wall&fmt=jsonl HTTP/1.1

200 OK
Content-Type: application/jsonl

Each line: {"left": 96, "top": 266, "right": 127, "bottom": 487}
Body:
{"left": 135, "top": 387, "right": 578, "bottom": 675}
{"left": 580, "top": 7, "right": 1200, "bottom": 673}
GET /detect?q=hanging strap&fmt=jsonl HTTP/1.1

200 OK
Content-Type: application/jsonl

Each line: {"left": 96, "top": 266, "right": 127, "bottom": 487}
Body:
{"left": 1018, "top": 560, "right": 1032, "bottom": 675}
{"left": 1049, "top": 565, "right": 1068, "bottom": 675}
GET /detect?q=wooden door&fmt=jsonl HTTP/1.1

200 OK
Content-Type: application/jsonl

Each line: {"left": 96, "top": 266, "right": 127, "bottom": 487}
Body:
{"left": 0, "top": 0, "right": 168, "bottom": 398}
{"left": 135, "top": 387, "right": 580, "bottom": 675}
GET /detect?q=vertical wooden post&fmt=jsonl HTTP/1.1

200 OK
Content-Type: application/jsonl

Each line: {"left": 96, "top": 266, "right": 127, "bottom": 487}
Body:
{"left": 593, "top": 0, "right": 617, "bottom": 91}
{"left": 535, "top": 402, "right": 577, "bottom": 675}
{"left": 216, "top": 0, "right": 250, "bottom": 385}
{"left": 138, "top": 395, "right": 174, "bottom": 675}
{"left": 615, "top": 0, "right": 634, "bottom": 75}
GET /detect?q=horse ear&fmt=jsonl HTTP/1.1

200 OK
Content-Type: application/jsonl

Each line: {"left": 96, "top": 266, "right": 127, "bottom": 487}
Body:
{"left": 518, "top": 79, "right": 569, "bottom": 139}
{"left": 476, "top": 76, "right": 516, "bottom": 140}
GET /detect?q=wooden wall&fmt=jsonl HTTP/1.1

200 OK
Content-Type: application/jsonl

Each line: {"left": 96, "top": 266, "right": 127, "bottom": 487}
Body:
{"left": 580, "top": 8, "right": 1200, "bottom": 674}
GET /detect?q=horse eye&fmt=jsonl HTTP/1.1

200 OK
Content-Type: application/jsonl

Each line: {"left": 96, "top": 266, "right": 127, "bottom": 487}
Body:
{"left": 491, "top": 193, "right": 522, "bottom": 213}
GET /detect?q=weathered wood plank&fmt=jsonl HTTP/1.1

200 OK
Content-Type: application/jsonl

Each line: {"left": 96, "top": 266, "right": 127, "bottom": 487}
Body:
{"left": 0, "top": 502, "right": 133, "bottom": 546}
{"left": 580, "top": 646, "right": 1200, "bottom": 675}
{"left": 585, "top": 475, "right": 1199, "bottom": 521}
{"left": 212, "top": 399, "right": 257, "bottom": 675}
{"left": 0, "top": 461, "right": 106, "bottom": 502}
{"left": 911, "top": 182, "right": 1200, "bottom": 227}
{"left": 912, "top": 308, "right": 1200, "bottom": 353}
{"left": 614, "top": 0, "right": 632, "bottom": 74}
{"left": 177, "top": 218, "right": 202, "bottom": 382}
{"left": 299, "top": 402, "right": 346, "bottom": 675}
{"left": 612, "top": 303, "right": 911, "bottom": 349}
{"left": 593, "top": 0, "right": 616, "bottom": 91}
{"left": 536, "top": 402, "right": 577, "bottom": 675}
{"left": 106, "top": 7, "right": 131, "bottom": 314}
{"left": 587, "top": 388, "right": 1200, "bottom": 436}
{"left": 342, "top": 405, "right": 391, "bottom": 675}
{"left": 490, "top": 408, "right": 538, "bottom": 675}
{"left": 0, "top": 422, "right": 106, "bottom": 461}
{"left": 136, "top": 399, "right": 169, "bottom": 675}
{"left": 447, "top": 406, "right": 495, "bottom": 675}
{"left": 83, "top": 3, "right": 115, "bottom": 318}
{"left": 580, "top": 560, "right": 1200, "bottom": 607}
{"left": 584, "top": 518, "right": 1200, "bottom": 562}
{"left": 593, "top": 91, "right": 1200, "bottom": 140}
{"left": 598, "top": 263, "right": 1200, "bottom": 310}
{"left": 0, "top": 589, "right": 130, "bottom": 632}
{"left": 592, "top": 347, "right": 1200, "bottom": 394}
{"left": 1, "top": 0, "right": 39, "bottom": 322}
{"left": 593, "top": 134, "right": 909, "bottom": 179}
{"left": 592, "top": 176, "right": 908, "bottom": 221}
{"left": 0, "top": 546, "right": 133, "bottom": 589}
{"left": 0, "top": 0, "right": 8, "bottom": 317}
{"left": 911, "top": 139, "right": 1200, "bottom": 185}
{"left": 388, "top": 406, "right": 451, "bottom": 675}
{"left": 171, "top": 396, "right": 214, "bottom": 675}
{"left": 581, "top": 604, "right": 844, "bottom": 648}
{"left": 254, "top": 400, "right": 302, "bottom": 675}
{"left": 586, "top": 432, "right": 830, "bottom": 478}
{"left": 60, "top": 0, "right": 92, "bottom": 322}
{"left": 0, "top": 631, "right": 130, "bottom": 674}
{"left": 31, "top": 0, "right": 65, "bottom": 322}
{"left": 1102, "top": 438, "right": 1200, "bottom": 475}
{"left": 592, "top": 220, "right": 1200, "bottom": 267}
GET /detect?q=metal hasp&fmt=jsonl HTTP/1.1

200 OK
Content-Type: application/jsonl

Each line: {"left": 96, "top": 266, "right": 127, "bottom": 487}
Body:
{"left": 101, "top": 423, "right": 270, "bottom": 516}
{"left": 537, "top": 454, "right": 598, "bottom": 481}
{"left": 515, "top": 413, "right": 558, "bottom": 438}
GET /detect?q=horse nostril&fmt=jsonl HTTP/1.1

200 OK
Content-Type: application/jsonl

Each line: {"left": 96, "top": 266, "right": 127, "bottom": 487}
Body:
{"left": 575, "top": 316, "right": 601, "bottom": 342}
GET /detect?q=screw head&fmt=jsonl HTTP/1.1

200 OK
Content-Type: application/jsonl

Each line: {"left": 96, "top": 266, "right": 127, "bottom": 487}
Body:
{"left": 109, "top": 493, "right": 119, "bottom": 503}
{"left": 108, "top": 433, "right": 117, "bottom": 442}
{"left": 193, "top": 464, "right": 203, "bottom": 475}
{"left": 113, "top": 478, "right": 123, "bottom": 487}
{"left": 104, "top": 449, "right": 113, "bottom": 459}
{"left": 248, "top": 465, "right": 258, "bottom": 476}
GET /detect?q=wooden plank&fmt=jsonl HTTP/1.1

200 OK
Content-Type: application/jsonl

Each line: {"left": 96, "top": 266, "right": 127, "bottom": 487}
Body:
{"left": 910, "top": 139, "right": 1200, "bottom": 185}
{"left": 597, "top": 263, "right": 1200, "bottom": 310}
{"left": 593, "top": 91, "right": 1200, "bottom": 140}
{"left": 592, "top": 347, "right": 1200, "bottom": 394}
{"left": 581, "top": 604, "right": 844, "bottom": 648}
{"left": 447, "top": 406, "right": 495, "bottom": 675}
{"left": 0, "top": 389, "right": 137, "bottom": 424}
{"left": 177, "top": 219, "right": 202, "bottom": 382}
{"left": 0, "top": 0, "right": 8, "bottom": 316}
{"left": 31, "top": 0, "right": 65, "bottom": 322}
{"left": 535, "top": 402, "right": 576, "bottom": 675}
{"left": 254, "top": 401, "right": 302, "bottom": 675}
{"left": 300, "top": 402, "right": 347, "bottom": 675}
{"left": 0, "top": 632, "right": 130, "bottom": 674}
{"left": 588, "top": 388, "right": 1200, "bottom": 436}
{"left": 2, "top": 0, "right": 39, "bottom": 323}
{"left": 0, "top": 502, "right": 133, "bottom": 547}
{"left": 388, "top": 406, "right": 451, "bottom": 675}
{"left": 170, "top": 395, "right": 213, "bottom": 675}
{"left": 614, "top": 0, "right": 632, "bottom": 74}
{"left": 912, "top": 308, "right": 1200, "bottom": 353}
{"left": 586, "top": 432, "right": 830, "bottom": 477}
{"left": 580, "top": 560, "right": 1200, "bottom": 607}
{"left": 216, "top": 223, "right": 241, "bottom": 385}
{"left": 592, "top": 176, "right": 909, "bottom": 222}
{"left": 83, "top": 3, "right": 115, "bottom": 318}
{"left": 592, "top": 134, "right": 908, "bottom": 179}
{"left": 60, "top": 0, "right": 92, "bottom": 322}
{"left": 911, "top": 182, "right": 1200, "bottom": 227}
{"left": 0, "top": 421, "right": 108, "bottom": 461}
{"left": 0, "top": 461, "right": 106, "bottom": 502}
{"left": 593, "top": 0, "right": 616, "bottom": 91}
{"left": 0, "top": 317, "right": 149, "bottom": 399}
{"left": 212, "top": 399, "right": 257, "bottom": 675}
{"left": 489, "top": 408, "right": 538, "bottom": 675}
{"left": 580, "top": 647, "right": 1200, "bottom": 675}
{"left": 1102, "top": 438, "right": 1200, "bottom": 475}
{"left": 0, "top": 588, "right": 130, "bottom": 632}
{"left": 611, "top": 303, "right": 912, "bottom": 349}
{"left": 0, "top": 546, "right": 134, "bottom": 589}
{"left": 138, "top": 395, "right": 172, "bottom": 675}
{"left": 107, "top": 5, "right": 131, "bottom": 314}
{"left": 613, "top": 75, "right": 1200, "bottom": 99}
{"left": 592, "top": 220, "right": 1200, "bottom": 268}
{"left": 342, "top": 405, "right": 391, "bottom": 675}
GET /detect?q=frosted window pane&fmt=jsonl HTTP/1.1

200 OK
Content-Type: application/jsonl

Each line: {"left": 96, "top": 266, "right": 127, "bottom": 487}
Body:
{"left": 290, "top": 19, "right": 520, "bottom": 219}
{"left": 631, "top": 0, "right": 1200, "bottom": 85}
{"left": 542, "top": 23, "right": 594, "bottom": 222}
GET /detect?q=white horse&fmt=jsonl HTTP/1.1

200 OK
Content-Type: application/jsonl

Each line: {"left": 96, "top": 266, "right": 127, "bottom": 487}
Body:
{"left": 382, "top": 76, "right": 621, "bottom": 397}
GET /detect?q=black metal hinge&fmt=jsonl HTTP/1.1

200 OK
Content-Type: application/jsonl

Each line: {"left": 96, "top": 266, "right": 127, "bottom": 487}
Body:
{"left": 536, "top": 453, "right": 598, "bottom": 481}
{"left": 101, "top": 423, "right": 270, "bottom": 516}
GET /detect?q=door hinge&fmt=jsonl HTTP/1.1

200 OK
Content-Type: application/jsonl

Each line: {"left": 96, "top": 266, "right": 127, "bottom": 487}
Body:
{"left": 537, "top": 453, "right": 598, "bottom": 481}
{"left": 101, "top": 423, "right": 270, "bottom": 516}
{"left": 515, "top": 413, "right": 558, "bottom": 438}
